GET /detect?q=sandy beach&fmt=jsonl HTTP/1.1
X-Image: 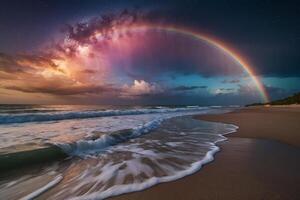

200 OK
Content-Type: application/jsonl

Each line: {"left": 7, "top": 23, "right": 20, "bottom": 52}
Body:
{"left": 111, "top": 106, "right": 300, "bottom": 200}
{"left": 198, "top": 106, "right": 300, "bottom": 147}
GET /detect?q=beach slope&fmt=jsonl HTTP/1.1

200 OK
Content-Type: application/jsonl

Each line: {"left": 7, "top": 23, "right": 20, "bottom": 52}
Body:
{"left": 111, "top": 106, "right": 300, "bottom": 200}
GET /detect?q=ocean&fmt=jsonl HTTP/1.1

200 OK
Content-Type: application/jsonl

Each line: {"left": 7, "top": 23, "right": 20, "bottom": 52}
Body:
{"left": 0, "top": 105, "right": 238, "bottom": 200}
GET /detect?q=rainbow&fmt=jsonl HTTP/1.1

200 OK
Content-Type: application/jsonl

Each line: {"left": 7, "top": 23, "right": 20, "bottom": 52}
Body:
{"left": 129, "top": 24, "right": 269, "bottom": 103}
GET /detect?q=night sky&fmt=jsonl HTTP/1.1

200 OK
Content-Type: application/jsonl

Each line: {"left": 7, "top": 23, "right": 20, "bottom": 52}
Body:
{"left": 0, "top": 0, "right": 299, "bottom": 105}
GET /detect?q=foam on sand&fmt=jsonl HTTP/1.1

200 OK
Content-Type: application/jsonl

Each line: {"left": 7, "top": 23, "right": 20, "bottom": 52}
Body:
{"left": 45, "top": 117, "right": 238, "bottom": 200}
{"left": 0, "top": 106, "right": 237, "bottom": 200}
{"left": 20, "top": 175, "right": 63, "bottom": 200}
{"left": 69, "top": 123, "right": 237, "bottom": 200}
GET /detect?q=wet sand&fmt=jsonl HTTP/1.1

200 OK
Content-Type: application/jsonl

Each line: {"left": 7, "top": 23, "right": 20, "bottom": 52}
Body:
{"left": 198, "top": 106, "right": 300, "bottom": 147}
{"left": 111, "top": 106, "right": 300, "bottom": 200}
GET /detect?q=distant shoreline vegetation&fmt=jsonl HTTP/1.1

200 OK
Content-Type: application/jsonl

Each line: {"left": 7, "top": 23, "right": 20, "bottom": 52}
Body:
{"left": 247, "top": 92, "right": 300, "bottom": 106}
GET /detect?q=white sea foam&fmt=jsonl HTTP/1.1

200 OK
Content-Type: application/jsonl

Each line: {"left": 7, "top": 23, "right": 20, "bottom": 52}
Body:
{"left": 0, "top": 106, "right": 237, "bottom": 200}
{"left": 47, "top": 117, "right": 238, "bottom": 200}
{"left": 68, "top": 125, "right": 237, "bottom": 200}
{"left": 0, "top": 107, "right": 210, "bottom": 124}
{"left": 0, "top": 108, "right": 215, "bottom": 150}
{"left": 55, "top": 117, "right": 163, "bottom": 156}
{"left": 50, "top": 110, "right": 215, "bottom": 156}
{"left": 20, "top": 175, "right": 63, "bottom": 200}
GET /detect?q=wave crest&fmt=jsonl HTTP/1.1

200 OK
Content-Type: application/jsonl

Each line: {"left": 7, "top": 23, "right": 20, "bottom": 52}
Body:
{"left": 0, "top": 107, "right": 207, "bottom": 124}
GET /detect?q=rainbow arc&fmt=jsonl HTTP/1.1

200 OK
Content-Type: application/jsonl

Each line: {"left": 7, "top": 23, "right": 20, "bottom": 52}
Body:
{"left": 127, "top": 24, "right": 269, "bottom": 103}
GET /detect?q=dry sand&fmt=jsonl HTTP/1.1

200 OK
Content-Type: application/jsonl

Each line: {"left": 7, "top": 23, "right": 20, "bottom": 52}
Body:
{"left": 111, "top": 106, "right": 300, "bottom": 200}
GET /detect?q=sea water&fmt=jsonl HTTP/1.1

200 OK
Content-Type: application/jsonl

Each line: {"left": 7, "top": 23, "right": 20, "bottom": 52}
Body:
{"left": 0, "top": 105, "right": 238, "bottom": 200}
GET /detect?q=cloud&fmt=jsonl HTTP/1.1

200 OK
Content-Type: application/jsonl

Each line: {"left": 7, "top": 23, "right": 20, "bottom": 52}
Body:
{"left": 122, "top": 80, "right": 164, "bottom": 97}
{"left": 0, "top": 53, "right": 61, "bottom": 75}
{"left": 172, "top": 85, "right": 207, "bottom": 91}
{"left": 2, "top": 9, "right": 296, "bottom": 105}
{"left": 0, "top": 53, "right": 27, "bottom": 74}
{"left": 222, "top": 79, "right": 240, "bottom": 84}
{"left": 214, "top": 88, "right": 235, "bottom": 95}
{"left": 263, "top": 85, "right": 295, "bottom": 101}
{"left": 219, "top": 88, "right": 235, "bottom": 91}
{"left": 4, "top": 84, "right": 116, "bottom": 96}
{"left": 0, "top": 51, "right": 118, "bottom": 96}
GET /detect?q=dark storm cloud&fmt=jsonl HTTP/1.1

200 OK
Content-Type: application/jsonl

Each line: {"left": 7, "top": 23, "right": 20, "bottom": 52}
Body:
{"left": 263, "top": 85, "right": 294, "bottom": 101}
{"left": 242, "top": 44, "right": 300, "bottom": 78}
{"left": 222, "top": 79, "right": 240, "bottom": 84}
{"left": 172, "top": 85, "right": 207, "bottom": 91}
{"left": 17, "top": 53, "right": 59, "bottom": 68}
{"left": 236, "top": 83, "right": 294, "bottom": 102}
{"left": 203, "top": 1, "right": 299, "bottom": 77}
{"left": 139, "top": 0, "right": 300, "bottom": 77}
{"left": 4, "top": 84, "right": 118, "bottom": 96}
{"left": 219, "top": 88, "right": 235, "bottom": 92}
{"left": 0, "top": 53, "right": 27, "bottom": 73}
{"left": 160, "top": 84, "right": 271, "bottom": 105}
{"left": 0, "top": 52, "right": 62, "bottom": 77}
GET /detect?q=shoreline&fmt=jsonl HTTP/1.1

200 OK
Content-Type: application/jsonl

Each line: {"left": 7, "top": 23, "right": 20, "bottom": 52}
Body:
{"left": 196, "top": 106, "right": 300, "bottom": 147}
{"left": 111, "top": 106, "right": 300, "bottom": 200}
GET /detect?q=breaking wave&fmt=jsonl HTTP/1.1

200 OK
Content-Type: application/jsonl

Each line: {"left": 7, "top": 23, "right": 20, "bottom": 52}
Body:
{"left": 0, "top": 107, "right": 208, "bottom": 124}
